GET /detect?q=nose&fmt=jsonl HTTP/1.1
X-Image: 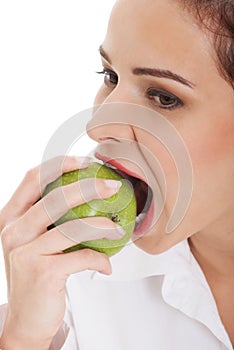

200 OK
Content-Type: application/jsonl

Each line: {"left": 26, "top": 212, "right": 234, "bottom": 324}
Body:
{"left": 87, "top": 87, "right": 136, "bottom": 144}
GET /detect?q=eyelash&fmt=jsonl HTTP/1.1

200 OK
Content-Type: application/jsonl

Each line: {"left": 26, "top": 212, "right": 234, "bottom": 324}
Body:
{"left": 96, "top": 68, "right": 184, "bottom": 111}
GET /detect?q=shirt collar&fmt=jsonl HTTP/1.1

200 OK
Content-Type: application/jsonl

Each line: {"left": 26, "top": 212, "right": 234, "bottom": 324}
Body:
{"left": 90, "top": 239, "right": 232, "bottom": 350}
{"left": 91, "top": 238, "right": 190, "bottom": 282}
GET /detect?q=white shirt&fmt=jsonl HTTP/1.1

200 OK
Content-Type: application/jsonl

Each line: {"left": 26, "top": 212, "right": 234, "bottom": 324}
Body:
{"left": 0, "top": 239, "right": 233, "bottom": 349}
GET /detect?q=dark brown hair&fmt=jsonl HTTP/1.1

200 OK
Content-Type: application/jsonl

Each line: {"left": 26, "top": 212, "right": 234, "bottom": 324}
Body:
{"left": 181, "top": 0, "right": 234, "bottom": 88}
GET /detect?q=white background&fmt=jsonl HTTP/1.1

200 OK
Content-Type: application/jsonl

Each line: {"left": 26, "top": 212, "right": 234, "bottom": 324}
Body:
{"left": 0, "top": 1, "right": 115, "bottom": 304}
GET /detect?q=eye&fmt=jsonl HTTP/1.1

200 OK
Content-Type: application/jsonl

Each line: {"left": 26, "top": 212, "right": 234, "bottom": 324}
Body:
{"left": 97, "top": 68, "right": 118, "bottom": 87}
{"left": 147, "top": 88, "right": 183, "bottom": 110}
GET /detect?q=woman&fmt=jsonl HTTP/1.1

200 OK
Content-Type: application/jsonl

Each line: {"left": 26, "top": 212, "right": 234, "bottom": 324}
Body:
{"left": 0, "top": 0, "right": 233, "bottom": 349}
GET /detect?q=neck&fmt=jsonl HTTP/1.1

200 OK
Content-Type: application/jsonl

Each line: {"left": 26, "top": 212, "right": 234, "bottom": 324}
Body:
{"left": 188, "top": 227, "right": 234, "bottom": 281}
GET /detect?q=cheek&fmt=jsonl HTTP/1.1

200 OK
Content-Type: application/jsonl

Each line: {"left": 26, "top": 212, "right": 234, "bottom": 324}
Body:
{"left": 133, "top": 128, "right": 179, "bottom": 213}
{"left": 181, "top": 117, "right": 234, "bottom": 222}
{"left": 187, "top": 118, "right": 233, "bottom": 177}
{"left": 188, "top": 82, "right": 234, "bottom": 172}
{"left": 134, "top": 116, "right": 234, "bottom": 226}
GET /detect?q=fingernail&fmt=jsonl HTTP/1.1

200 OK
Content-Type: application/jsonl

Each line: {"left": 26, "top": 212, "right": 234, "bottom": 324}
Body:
{"left": 104, "top": 180, "right": 122, "bottom": 189}
{"left": 117, "top": 225, "right": 125, "bottom": 236}
{"left": 76, "top": 157, "right": 92, "bottom": 167}
{"left": 108, "top": 225, "right": 125, "bottom": 240}
{"left": 99, "top": 264, "right": 112, "bottom": 275}
{"left": 101, "top": 269, "right": 112, "bottom": 276}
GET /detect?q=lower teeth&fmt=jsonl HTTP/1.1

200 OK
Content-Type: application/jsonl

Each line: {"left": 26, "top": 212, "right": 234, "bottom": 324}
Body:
{"left": 134, "top": 212, "right": 147, "bottom": 230}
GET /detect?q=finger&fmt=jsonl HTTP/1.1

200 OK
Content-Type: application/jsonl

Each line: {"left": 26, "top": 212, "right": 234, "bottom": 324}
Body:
{"left": 39, "top": 156, "right": 92, "bottom": 193}
{"left": 0, "top": 156, "right": 91, "bottom": 227}
{"left": 54, "top": 248, "right": 113, "bottom": 276}
{"left": 28, "top": 217, "right": 125, "bottom": 255}
{"left": 12, "top": 178, "right": 122, "bottom": 245}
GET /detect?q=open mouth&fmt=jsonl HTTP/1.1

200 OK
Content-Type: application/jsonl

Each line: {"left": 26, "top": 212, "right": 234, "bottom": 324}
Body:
{"left": 98, "top": 158, "right": 154, "bottom": 235}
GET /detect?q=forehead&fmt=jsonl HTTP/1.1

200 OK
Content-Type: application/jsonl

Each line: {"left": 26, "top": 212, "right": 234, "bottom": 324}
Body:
{"left": 103, "top": 0, "right": 215, "bottom": 83}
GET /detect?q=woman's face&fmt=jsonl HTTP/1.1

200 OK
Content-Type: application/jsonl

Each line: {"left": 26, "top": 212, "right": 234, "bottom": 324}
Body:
{"left": 88, "top": 0, "right": 234, "bottom": 254}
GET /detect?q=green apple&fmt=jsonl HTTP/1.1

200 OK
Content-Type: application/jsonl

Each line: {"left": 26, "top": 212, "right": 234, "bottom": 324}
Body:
{"left": 42, "top": 162, "right": 137, "bottom": 257}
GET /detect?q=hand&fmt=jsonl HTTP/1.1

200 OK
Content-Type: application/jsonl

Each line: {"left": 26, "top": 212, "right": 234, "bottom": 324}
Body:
{"left": 0, "top": 156, "right": 123, "bottom": 350}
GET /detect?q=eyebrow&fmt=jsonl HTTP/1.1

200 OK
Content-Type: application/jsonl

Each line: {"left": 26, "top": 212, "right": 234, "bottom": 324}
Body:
{"left": 99, "top": 45, "right": 195, "bottom": 89}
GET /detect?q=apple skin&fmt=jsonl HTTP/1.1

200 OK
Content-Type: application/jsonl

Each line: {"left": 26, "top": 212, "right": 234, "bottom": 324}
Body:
{"left": 42, "top": 162, "right": 137, "bottom": 257}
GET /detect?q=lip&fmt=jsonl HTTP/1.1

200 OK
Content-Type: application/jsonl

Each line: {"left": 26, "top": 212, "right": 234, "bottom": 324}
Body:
{"left": 95, "top": 152, "right": 147, "bottom": 184}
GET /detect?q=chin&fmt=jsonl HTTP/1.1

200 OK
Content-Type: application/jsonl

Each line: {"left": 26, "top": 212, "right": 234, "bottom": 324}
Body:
{"left": 131, "top": 229, "right": 167, "bottom": 255}
{"left": 133, "top": 238, "right": 169, "bottom": 255}
{"left": 132, "top": 223, "right": 188, "bottom": 255}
